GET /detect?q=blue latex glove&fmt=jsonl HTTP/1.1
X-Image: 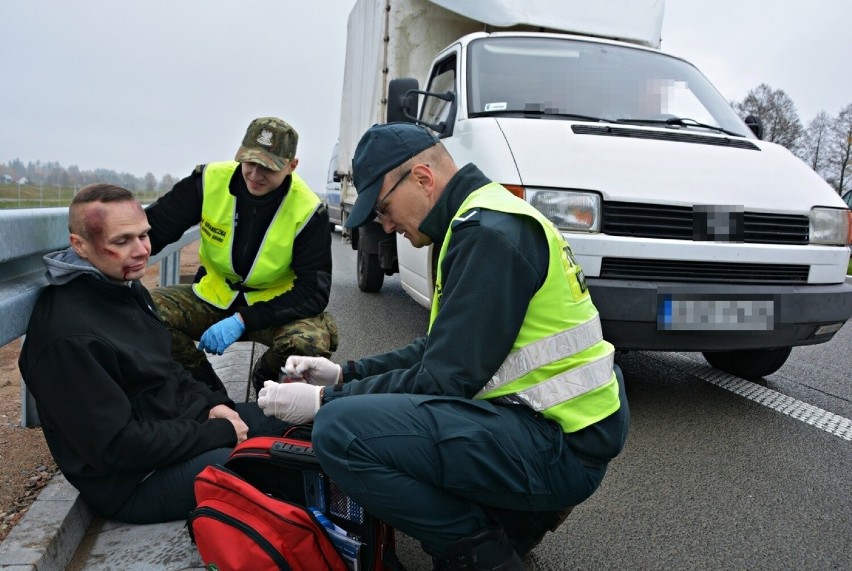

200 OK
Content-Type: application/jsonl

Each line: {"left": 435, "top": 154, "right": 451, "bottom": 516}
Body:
{"left": 198, "top": 314, "right": 245, "bottom": 355}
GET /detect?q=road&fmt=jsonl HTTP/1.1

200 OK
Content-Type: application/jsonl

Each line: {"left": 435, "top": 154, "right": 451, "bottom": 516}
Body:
{"left": 327, "top": 232, "right": 851, "bottom": 570}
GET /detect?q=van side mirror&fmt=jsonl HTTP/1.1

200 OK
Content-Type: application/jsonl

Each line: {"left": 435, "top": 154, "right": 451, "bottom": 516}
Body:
{"left": 332, "top": 171, "right": 342, "bottom": 183}
{"left": 387, "top": 77, "right": 456, "bottom": 135}
{"left": 410, "top": 91, "right": 456, "bottom": 134}
{"left": 744, "top": 115, "right": 763, "bottom": 140}
{"left": 388, "top": 78, "right": 420, "bottom": 123}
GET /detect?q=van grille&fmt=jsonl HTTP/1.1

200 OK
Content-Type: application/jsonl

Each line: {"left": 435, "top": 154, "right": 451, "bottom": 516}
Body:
{"left": 599, "top": 258, "right": 810, "bottom": 284}
{"left": 602, "top": 201, "right": 809, "bottom": 245}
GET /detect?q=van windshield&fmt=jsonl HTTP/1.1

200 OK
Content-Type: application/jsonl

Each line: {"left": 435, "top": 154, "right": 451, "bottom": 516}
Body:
{"left": 467, "top": 36, "right": 750, "bottom": 137}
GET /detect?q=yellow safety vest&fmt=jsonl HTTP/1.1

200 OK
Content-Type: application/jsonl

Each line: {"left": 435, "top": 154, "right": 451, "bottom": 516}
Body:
{"left": 429, "top": 183, "right": 620, "bottom": 433}
{"left": 193, "top": 161, "right": 320, "bottom": 308}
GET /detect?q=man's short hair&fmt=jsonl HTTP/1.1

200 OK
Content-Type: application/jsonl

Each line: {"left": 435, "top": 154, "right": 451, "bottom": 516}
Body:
{"left": 69, "top": 184, "right": 136, "bottom": 237}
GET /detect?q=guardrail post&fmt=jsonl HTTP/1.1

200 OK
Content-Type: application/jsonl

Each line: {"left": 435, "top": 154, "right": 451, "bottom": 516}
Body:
{"left": 159, "top": 249, "right": 181, "bottom": 287}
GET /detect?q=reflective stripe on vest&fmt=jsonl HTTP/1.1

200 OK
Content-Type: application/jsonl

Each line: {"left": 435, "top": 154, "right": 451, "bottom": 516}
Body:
{"left": 430, "top": 182, "right": 620, "bottom": 433}
{"left": 478, "top": 314, "right": 604, "bottom": 394}
{"left": 194, "top": 161, "right": 320, "bottom": 308}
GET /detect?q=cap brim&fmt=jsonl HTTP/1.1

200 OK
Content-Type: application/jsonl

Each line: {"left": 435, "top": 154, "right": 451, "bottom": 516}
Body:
{"left": 344, "top": 178, "right": 382, "bottom": 228}
{"left": 235, "top": 146, "right": 284, "bottom": 171}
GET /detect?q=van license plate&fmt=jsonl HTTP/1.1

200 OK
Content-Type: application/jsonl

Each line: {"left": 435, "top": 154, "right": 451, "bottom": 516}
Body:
{"left": 657, "top": 296, "right": 774, "bottom": 331}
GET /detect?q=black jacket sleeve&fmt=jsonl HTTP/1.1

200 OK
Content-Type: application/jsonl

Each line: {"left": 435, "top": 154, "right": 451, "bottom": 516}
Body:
{"left": 23, "top": 334, "right": 237, "bottom": 474}
{"left": 145, "top": 168, "right": 204, "bottom": 256}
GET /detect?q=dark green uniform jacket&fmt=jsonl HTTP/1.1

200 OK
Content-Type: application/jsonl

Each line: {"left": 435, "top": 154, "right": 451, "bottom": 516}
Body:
{"left": 326, "top": 164, "right": 553, "bottom": 397}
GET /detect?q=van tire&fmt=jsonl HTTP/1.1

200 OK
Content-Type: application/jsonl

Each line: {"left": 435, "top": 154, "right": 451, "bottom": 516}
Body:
{"left": 701, "top": 347, "right": 793, "bottom": 380}
{"left": 357, "top": 245, "right": 384, "bottom": 292}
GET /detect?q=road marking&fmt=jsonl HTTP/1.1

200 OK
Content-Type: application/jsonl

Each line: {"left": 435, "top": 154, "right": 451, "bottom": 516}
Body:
{"left": 659, "top": 353, "right": 852, "bottom": 441}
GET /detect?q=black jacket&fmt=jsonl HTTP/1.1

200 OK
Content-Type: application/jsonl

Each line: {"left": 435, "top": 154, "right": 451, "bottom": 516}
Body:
{"left": 18, "top": 250, "right": 236, "bottom": 517}
{"left": 145, "top": 165, "right": 333, "bottom": 332}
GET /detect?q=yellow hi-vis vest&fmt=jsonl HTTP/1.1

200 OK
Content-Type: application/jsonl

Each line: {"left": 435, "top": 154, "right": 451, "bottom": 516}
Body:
{"left": 193, "top": 161, "right": 320, "bottom": 309}
{"left": 429, "top": 183, "right": 620, "bottom": 433}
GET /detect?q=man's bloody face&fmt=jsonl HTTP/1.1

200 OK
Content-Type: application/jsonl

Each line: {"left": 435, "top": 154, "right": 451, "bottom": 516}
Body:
{"left": 72, "top": 200, "right": 152, "bottom": 281}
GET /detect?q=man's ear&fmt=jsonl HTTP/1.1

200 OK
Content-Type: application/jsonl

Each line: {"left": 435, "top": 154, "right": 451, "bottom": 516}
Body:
{"left": 412, "top": 163, "right": 436, "bottom": 198}
{"left": 69, "top": 233, "right": 88, "bottom": 259}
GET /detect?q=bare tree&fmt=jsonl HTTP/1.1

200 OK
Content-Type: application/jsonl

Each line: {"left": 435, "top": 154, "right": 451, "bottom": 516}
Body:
{"left": 734, "top": 84, "right": 802, "bottom": 151}
{"left": 159, "top": 173, "right": 176, "bottom": 192}
{"left": 796, "top": 111, "right": 832, "bottom": 178}
{"left": 825, "top": 103, "right": 852, "bottom": 195}
{"left": 144, "top": 172, "right": 157, "bottom": 192}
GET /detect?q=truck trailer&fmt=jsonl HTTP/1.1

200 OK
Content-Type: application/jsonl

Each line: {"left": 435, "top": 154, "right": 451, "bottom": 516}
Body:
{"left": 332, "top": 0, "right": 852, "bottom": 379}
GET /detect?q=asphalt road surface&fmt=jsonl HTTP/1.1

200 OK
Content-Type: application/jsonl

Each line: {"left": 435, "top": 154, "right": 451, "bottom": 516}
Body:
{"left": 327, "top": 233, "right": 851, "bottom": 570}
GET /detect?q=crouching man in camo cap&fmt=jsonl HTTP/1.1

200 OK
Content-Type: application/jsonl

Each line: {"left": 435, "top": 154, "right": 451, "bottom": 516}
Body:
{"left": 146, "top": 117, "right": 339, "bottom": 396}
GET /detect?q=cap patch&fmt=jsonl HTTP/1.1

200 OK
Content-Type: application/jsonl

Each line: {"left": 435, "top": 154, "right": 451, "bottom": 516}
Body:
{"left": 257, "top": 129, "right": 274, "bottom": 147}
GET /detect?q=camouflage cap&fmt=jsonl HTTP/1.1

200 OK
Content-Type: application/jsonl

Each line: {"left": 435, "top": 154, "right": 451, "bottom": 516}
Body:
{"left": 235, "top": 117, "right": 298, "bottom": 171}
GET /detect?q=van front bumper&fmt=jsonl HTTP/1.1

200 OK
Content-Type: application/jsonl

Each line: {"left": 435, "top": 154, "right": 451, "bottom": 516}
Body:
{"left": 588, "top": 277, "right": 852, "bottom": 352}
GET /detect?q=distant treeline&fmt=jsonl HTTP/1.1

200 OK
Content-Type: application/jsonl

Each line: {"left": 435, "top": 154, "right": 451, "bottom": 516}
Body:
{"left": 0, "top": 158, "right": 178, "bottom": 194}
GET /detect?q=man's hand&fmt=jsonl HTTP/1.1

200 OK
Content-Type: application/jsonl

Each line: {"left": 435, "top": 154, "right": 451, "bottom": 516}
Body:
{"left": 257, "top": 381, "right": 322, "bottom": 423}
{"left": 208, "top": 405, "right": 247, "bottom": 442}
{"left": 282, "top": 356, "right": 342, "bottom": 386}
{"left": 226, "top": 416, "right": 249, "bottom": 443}
{"left": 198, "top": 314, "right": 245, "bottom": 355}
{"left": 208, "top": 404, "right": 240, "bottom": 421}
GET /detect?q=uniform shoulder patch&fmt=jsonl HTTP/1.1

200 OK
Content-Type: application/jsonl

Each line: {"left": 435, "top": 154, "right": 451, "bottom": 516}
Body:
{"left": 452, "top": 208, "right": 481, "bottom": 230}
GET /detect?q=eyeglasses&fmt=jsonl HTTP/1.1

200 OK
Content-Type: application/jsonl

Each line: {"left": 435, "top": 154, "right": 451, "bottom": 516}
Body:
{"left": 373, "top": 169, "right": 411, "bottom": 222}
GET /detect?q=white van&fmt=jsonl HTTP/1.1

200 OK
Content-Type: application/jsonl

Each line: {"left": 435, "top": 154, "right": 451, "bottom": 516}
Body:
{"left": 335, "top": 0, "right": 852, "bottom": 379}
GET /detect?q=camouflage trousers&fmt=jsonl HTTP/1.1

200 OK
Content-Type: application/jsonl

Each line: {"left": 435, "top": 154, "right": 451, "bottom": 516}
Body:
{"left": 149, "top": 285, "right": 339, "bottom": 380}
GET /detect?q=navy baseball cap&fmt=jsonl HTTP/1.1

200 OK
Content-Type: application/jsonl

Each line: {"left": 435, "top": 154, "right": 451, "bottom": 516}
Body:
{"left": 345, "top": 122, "right": 439, "bottom": 228}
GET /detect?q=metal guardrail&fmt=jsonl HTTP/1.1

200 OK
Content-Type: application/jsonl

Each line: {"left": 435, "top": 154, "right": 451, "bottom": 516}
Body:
{"left": 0, "top": 207, "right": 199, "bottom": 427}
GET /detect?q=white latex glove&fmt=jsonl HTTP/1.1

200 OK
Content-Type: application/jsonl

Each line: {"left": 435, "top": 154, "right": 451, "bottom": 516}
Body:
{"left": 282, "top": 356, "right": 342, "bottom": 386}
{"left": 257, "top": 381, "right": 322, "bottom": 423}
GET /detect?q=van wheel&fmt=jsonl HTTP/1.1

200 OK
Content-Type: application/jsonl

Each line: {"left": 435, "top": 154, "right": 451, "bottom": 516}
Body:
{"left": 701, "top": 347, "right": 793, "bottom": 380}
{"left": 357, "top": 245, "right": 384, "bottom": 292}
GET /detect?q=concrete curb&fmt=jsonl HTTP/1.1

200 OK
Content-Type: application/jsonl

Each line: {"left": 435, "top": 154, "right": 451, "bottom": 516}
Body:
{"left": 0, "top": 474, "right": 92, "bottom": 570}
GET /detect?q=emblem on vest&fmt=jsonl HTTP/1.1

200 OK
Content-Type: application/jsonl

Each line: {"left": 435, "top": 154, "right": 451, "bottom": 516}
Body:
{"left": 256, "top": 129, "right": 274, "bottom": 147}
{"left": 201, "top": 217, "right": 228, "bottom": 247}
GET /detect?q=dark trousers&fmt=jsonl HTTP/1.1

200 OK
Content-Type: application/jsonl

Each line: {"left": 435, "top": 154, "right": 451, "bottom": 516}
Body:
{"left": 313, "top": 366, "right": 629, "bottom": 555}
{"left": 111, "top": 403, "right": 290, "bottom": 524}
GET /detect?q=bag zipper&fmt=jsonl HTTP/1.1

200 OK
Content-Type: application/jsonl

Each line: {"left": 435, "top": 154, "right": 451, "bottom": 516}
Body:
{"left": 188, "top": 506, "right": 291, "bottom": 570}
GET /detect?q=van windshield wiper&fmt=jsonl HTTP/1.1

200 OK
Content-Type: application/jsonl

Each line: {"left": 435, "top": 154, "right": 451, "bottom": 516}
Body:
{"left": 473, "top": 108, "right": 615, "bottom": 123}
{"left": 616, "top": 116, "right": 744, "bottom": 137}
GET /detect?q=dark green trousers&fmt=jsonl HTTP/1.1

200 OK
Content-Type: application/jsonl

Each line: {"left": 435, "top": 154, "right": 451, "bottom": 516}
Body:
{"left": 313, "top": 366, "right": 629, "bottom": 555}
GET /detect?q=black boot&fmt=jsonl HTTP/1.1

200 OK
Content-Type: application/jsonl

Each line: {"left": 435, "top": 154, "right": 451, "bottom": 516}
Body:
{"left": 432, "top": 527, "right": 524, "bottom": 571}
{"left": 486, "top": 506, "right": 574, "bottom": 557}
{"left": 187, "top": 360, "right": 227, "bottom": 395}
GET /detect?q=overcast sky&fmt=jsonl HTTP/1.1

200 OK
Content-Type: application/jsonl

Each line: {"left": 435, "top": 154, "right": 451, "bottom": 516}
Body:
{"left": 1, "top": 0, "right": 850, "bottom": 193}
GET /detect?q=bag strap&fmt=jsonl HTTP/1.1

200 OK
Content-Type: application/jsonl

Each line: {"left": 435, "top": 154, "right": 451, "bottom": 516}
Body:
{"left": 283, "top": 423, "right": 313, "bottom": 441}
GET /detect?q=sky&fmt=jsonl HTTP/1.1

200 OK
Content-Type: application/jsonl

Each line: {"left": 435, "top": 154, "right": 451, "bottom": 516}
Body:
{"left": 1, "top": 0, "right": 850, "bottom": 193}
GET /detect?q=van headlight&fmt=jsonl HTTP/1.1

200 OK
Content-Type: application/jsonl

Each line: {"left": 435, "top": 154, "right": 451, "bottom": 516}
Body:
{"left": 527, "top": 189, "right": 601, "bottom": 232}
{"left": 810, "top": 207, "right": 852, "bottom": 245}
